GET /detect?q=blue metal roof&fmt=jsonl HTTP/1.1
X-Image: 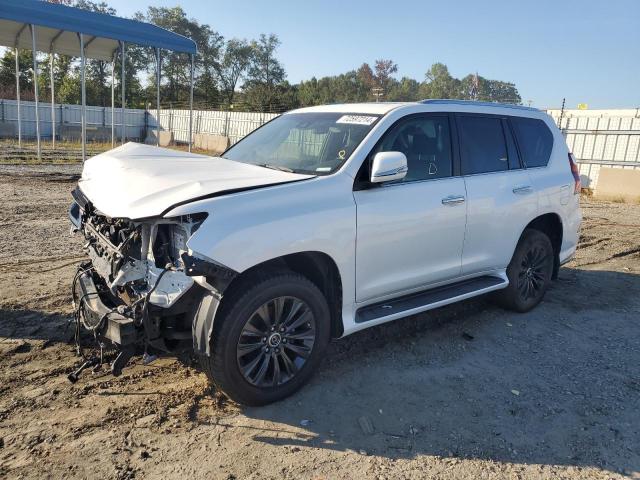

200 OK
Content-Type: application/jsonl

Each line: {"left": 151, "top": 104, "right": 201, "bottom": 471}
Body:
{"left": 0, "top": 0, "right": 197, "bottom": 60}
{"left": 421, "top": 99, "right": 538, "bottom": 112}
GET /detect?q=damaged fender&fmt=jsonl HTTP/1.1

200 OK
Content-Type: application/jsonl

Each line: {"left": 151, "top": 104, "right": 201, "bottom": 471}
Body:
{"left": 182, "top": 253, "right": 238, "bottom": 356}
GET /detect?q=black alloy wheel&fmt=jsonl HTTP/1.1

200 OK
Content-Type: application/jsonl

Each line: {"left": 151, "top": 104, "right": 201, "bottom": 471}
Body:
{"left": 236, "top": 296, "right": 316, "bottom": 387}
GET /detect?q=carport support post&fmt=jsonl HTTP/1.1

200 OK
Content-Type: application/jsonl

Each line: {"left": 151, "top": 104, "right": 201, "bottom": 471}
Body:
{"left": 111, "top": 53, "right": 115, "bottom": 148}
{"left": 189, "top": 53, "right": 194, "bottom": 152}
{"left": 49, "top": 52, "right": 55, "bottom": 149}
{"left": 120, "top": 41, "right": 126, "bottom": 145}
{"left": 79, "top": 32, "right": 86, "bottom": 162}
{"left": 30, "top": 24, "right": 41, "bottom": 161}
{"left": 14, "top": 46, "right": 21, "bottom": 148}
{"left": 155, "top": 47, "right": 161, "bottom": 147}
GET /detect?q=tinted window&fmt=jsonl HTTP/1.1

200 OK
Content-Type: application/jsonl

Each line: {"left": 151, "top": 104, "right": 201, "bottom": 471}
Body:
{"left": 511, "top": 117, "right": 553, "bottom": 168}
{"left": 372, "top": 115, "right": 452, "bottom": 181}
{"left": 458, "top": 116, "right": 509, "bottom": 175}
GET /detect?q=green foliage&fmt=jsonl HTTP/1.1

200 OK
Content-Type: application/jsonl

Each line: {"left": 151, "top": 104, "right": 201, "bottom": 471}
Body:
{"left": 242, "top": 34, "right": 288, "bottom": 111}
{"left": 0, "top": 50, "right": 35, "bottom": 98}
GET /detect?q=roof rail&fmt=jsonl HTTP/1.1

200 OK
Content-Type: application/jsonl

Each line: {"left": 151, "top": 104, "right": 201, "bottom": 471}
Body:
{"left": 420, "top": 99, "right": 538, "bottom": 112}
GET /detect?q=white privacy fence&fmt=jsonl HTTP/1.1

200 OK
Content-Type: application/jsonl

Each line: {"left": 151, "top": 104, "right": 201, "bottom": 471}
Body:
{"left": 0, "top": 98, "right": 278, "bottom": 146}
{"left": 1, "top": 99, "right": 640, "bottom": 193}
{"left": 547, "top": 109, "right": 640, "bottom": 190}
{"left": 156, "top": 108, "right": 278, "bottom": 145}
{"left": 0, "top": 98, "right": 146, "bottom": 141}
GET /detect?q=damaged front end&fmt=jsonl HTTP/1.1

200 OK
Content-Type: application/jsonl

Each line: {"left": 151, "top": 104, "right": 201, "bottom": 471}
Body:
{"left": 68, "top": 187, "right": 232, "bottom": 378}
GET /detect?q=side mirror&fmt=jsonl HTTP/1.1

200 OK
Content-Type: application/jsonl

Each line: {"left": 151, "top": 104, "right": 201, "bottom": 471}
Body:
{"left": 370, "top": 151, "right": 408, "bottom": 183}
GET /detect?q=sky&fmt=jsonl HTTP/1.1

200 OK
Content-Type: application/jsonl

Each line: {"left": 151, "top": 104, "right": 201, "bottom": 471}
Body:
{"left": 106, "top": 0, "right": 639, "bottom": 109}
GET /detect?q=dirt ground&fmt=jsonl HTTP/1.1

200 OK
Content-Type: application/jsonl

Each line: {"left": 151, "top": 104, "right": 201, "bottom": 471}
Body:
{"left": 1, "top": 165, "right": 639, "bottom": 480}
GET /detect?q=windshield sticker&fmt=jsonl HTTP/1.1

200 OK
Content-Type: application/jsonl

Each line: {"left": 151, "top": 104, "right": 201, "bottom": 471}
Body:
{"left": 315, "top": 167, "right": 332, "bottom": 172}
{"left": 336, "top": 115, "right": 378, "bottom": 125}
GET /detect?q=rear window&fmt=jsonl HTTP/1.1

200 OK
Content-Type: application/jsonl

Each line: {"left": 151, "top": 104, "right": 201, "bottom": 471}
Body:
{"left": 511, "top": 117, "right": 553, "bottom": 168}
{"left": 458, "top": 115, "right": 509, "bottom": 175}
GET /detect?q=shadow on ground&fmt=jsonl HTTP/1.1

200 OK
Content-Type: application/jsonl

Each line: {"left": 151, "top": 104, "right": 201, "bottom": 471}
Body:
{"left": 2, "top": 267, "right": 639, "bottom": 476}
{"left": 231, "top": 268, "right": 640, "bottom": 475}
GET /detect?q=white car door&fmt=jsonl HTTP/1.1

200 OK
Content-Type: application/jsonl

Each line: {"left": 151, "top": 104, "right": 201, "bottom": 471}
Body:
{"left": 455, "top": 114, "right": 538, "bottom": 275}
{"left": 353, "top": 114, "right": 467, "bottom": 303}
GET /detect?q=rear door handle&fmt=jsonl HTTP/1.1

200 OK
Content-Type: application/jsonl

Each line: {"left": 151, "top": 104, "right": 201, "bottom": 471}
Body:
{"left": 441, "top": 195, "right": 466, "bottom": 206}
{"left": 512, "top": 185, "right": 534, "bottom": 195}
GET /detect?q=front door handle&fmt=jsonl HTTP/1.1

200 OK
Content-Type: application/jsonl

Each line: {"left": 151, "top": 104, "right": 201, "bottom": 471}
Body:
{"left": 512, "top": 185, "right": 534, "bottom": 195}
{"left": 442, "top": 195, "right": 466, "bottom": 206}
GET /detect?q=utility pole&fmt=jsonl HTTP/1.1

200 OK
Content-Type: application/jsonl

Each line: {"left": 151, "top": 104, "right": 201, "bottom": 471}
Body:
{"left": 371, "top": 87, "right": 384, "bottom": 102}
{"left": 558, "top": 97, "right": 566, "bottom": 130}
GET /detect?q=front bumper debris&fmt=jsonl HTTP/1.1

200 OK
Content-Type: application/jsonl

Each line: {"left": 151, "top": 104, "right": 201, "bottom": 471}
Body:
{"left": 75, "top": 269, "right": 136, "bottom": 347}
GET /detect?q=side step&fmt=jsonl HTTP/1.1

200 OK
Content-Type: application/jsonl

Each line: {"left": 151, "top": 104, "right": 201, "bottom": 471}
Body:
{"left": 355, "top": 275, "right": 507, "bottom": 324}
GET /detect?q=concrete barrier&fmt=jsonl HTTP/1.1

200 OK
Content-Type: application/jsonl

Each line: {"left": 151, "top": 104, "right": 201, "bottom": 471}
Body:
{"left": 145, "top": 130, "right": 173, "bottom": 147}
{"left": 593, "top": 168, "right": 640, "bottom": 203}
{"left": 194, "top": 133, "right": 230, "bottom": 154}
{"left": 0, "top": 122, "right": 16, "bottom": 138}
{"left": 60, "top": 124, "right": 112, "bottom": 142}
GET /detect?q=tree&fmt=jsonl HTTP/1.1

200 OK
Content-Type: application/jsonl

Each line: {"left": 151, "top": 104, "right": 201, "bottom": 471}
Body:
{"left": 297, "top": 70, "right": 370, "bottom": 106}
{"left": 0, "top": 50, "right": 35, "bottom": 99}
{"left": 136, "top": 6, "right": 223, "bottom": 105}
{"left": 243, "top": 34, "right": 287, "bottom": 111}
{"left": 216, "top": 39, "right": 253, "bottom": 106}
{"left": 356, "top": 63, "right": 376, "bottom": 90}
{"left": 373, "top": 58, "right": 398, "bottom": 98}
{"left": 459, "top": 73, "right": 521, "bottom": 104}
{"left": 387, "top": 77, "right": 420, "bottom": 101}
{"left": 420, "top": 63, "right": 461, "bottom": 99}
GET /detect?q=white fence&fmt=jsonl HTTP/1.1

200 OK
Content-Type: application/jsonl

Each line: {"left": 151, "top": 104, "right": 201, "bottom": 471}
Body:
{"left": 1, "top": 99, "right": 640, "bottom": 193}
{"left": 156, "top": 108, "right": 278, "bottom": 145}
{"left": 547, "top": 109, "right": 640, "bottom": 189}
{"left": 0, "top": 98, "right": 146, "bottom": 140}
{"left": 0, "top": 98, "right": 279, "bottom": 146}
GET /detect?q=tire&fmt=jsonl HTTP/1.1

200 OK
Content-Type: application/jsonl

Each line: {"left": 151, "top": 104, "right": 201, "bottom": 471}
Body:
{"left": 199, "top": 271, "right": 331, "bottom": 406}
{"left": 493, "top": 229, "right": 555, "bottom": 313}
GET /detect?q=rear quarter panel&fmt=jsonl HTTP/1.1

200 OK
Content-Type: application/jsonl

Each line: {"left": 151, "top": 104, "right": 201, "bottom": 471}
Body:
{"left": 528, "top": 116, "right": 582, "bottom": 262}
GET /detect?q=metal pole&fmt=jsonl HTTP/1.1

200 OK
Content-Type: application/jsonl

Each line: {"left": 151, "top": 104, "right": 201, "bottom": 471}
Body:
{"left": 30, "top": 24, "right": 41, "bottom": 161}
{"left": 50, "top": 52, "right": 55, "bottom": 149}
{"left": 14, "top": 46, "right": 21, "bottom": 148}
{"left": 79, "top": 32, "right": 86, "bottom": 161}
{"left": 155, "top": 47, "right": 161, "bottom": 147}
{"left": 121, "top": 41, "right": 126, "bottom": 145}
{"left": 189, "top": 53, "right": 194, "bottom": 152}
{"left": 111, "top": 53, "right": 115, "bottom": 148}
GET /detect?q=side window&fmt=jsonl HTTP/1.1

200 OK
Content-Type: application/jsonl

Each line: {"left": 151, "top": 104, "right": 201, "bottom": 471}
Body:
{"left": 372, "top": 115, "right": 453, "bottom": 182}
{"left": 511, "top": 117, "right": 553, "bottom": 168}
{"left": 458, "top": 115, "right": 509, "bottom": 175}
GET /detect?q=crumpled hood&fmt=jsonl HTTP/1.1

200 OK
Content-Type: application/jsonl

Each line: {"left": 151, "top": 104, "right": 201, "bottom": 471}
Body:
{"left": 78, "top": 142, "right": 313, "bottom": 219}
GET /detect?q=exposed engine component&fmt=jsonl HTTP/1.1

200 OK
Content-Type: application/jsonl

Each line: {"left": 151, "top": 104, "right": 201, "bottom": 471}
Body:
{"left": 68, "top": 190, "right": 211, "bottom": 380}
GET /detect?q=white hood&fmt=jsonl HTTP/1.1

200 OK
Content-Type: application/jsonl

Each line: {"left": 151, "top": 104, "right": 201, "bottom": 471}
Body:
{"left": 78, "top": 143, "right": 313, "bottom": 219}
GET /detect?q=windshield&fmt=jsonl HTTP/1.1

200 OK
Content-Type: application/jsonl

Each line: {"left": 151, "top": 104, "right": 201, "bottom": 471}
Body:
{"left": 222, "top": 112, "right": 380, "bottom": 175}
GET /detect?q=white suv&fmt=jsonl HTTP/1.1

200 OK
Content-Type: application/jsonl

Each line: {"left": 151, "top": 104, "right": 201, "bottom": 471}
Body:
{"left": 69, "top": 100, "right": 582, "bottom": 405}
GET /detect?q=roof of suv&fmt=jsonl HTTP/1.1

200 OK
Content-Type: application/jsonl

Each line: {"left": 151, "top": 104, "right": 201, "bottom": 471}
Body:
{"left": 291, "top": 100, "right": 541, "bottom": 116}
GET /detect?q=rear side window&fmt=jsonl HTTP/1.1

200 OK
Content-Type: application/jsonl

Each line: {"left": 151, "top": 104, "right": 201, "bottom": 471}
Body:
{"left": 511, "top": 117, "right": 553, "bottom": 168}
{"left": 457, "top": 116, "right": 509, "bottom": 175}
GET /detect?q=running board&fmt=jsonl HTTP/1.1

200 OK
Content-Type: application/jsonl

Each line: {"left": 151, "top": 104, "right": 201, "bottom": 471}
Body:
{"left": 355, "top": 275, "right": 508, "bottom": 324}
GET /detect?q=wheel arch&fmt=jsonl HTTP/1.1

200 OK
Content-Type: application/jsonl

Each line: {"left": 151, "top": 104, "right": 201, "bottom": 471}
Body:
{"left": 521, "top": 212, "right": 563, "bottom": 279}
{"left": 219, "top": 251, "right": 344, "bottom": 339}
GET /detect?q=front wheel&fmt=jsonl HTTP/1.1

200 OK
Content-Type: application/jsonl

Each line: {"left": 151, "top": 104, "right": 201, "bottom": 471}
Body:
{"left": 199, "top": 271, "right": 330, "bottom": 406}
{"left": 493, "top": 229, "right": 555, "bottom": 312}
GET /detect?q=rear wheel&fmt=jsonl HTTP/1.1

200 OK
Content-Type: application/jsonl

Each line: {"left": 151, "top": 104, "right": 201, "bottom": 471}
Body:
{"left": 199, "top": 271, "right": 330, "bottom": 406}
{"left": 493, "top": 229, "right": 554, "bottom": 312}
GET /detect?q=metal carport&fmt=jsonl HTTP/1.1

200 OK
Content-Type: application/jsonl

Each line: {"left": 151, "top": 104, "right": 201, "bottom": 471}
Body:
{"left": 0, "top": 0, "right": 198, "bottom": 160}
